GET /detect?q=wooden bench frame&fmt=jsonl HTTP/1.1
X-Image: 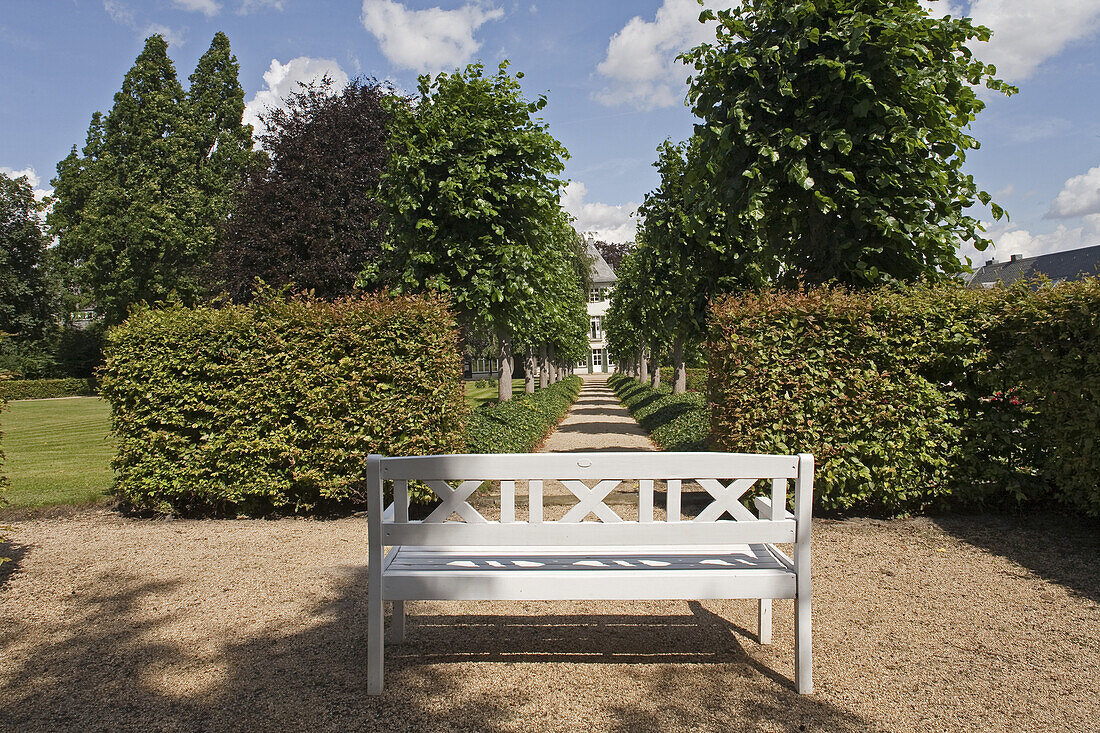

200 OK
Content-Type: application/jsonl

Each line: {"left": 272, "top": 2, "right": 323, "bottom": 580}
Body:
{"left": 366, "top": 451, "right": 814, "bottom": 695}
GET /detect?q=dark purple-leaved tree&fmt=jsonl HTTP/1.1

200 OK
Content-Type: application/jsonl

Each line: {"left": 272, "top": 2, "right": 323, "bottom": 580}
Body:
{"left": 220, "top": 77, "right": 396, "bottom": 300}
{"left": 590, "top": 239, "right": 633, "bottom": 273}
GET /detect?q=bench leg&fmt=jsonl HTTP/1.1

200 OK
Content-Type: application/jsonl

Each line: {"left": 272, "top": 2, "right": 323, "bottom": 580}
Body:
{"left": 391, "top": 600, "right": 406, "bottom": 643}
{"left": 368, "top": 574, "right": 384, "bottom": 694}
{"left": 758, "top": 599, "right": 772, "bottom": 644}
{"left": 795, "top": 592, "right": 813, "bottom": 694}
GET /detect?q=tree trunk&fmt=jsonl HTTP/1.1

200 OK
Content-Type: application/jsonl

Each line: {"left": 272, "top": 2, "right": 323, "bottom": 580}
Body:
{"left": 498, "top": 331, "right": 514, "bottom": 401}
{"left": 638, "top": 346, "right": 648, "bottom": 383}
{"left": 547, "top": 345, "right": 557, "bottom": 384}
{"left": 539, "top": 344, "right": 549, "bottom": 389}
{"left": 525, "top": 347, "right": 536, "bottom": 394}
{"left": 672, "top": 335, "right": 687, "bottom": 395}
{"left": 650, "top": 346, "right": 661, "bottom": 389}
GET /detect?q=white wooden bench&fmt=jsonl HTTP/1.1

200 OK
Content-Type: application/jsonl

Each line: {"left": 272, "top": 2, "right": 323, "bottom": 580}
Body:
{"left": 365, "top": 451, "right": 814, "bottom": 694}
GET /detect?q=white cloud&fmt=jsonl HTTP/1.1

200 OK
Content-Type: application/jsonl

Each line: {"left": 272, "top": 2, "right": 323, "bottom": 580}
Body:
{"left": 243, "top": 57, "right": 349, "bottom": 140}
{"left": 594, "top": 0, "right": 725, "bottom": 110}
{"left": 962, "top": 0, "right": 1100, "bottom": 82}
{"left": 1, "top": 166, "right": 52, "bottom": 201}
{"left": 360, "top": 0, "right": 504, "bottom": 74}
{"left": 238, "top": 0, "right": 283, "bottom": 13}
{"left": 1047, "top": 165, "right": 1100, "bottom": 219}
{"left": 103, "top": 1, "right": 186, "bottom": 47}
{"left": 144, "top": 23, "right": 186, "bottom": 47}
{"left": 1002, "top": 117, "right": 1073, "bottom": 144}
{"left": 960, "top": 214, "right": 1100, "bottom": 264}
{"left": 173, "top": 0, "right": 220, "bottom": 16}
{"left": 562, "top": 181, "right": 637, "bottom": 244}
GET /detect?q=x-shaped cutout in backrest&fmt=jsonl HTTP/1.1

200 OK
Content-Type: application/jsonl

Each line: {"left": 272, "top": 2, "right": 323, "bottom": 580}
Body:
{"left": 560, "top": 480, "right": 623, "bottom": 523}
{"left": 694, "top": 479, "right": 759, "bottom": 522}
{"left": 423, "top": 480, "right": 487, "bottom": 523}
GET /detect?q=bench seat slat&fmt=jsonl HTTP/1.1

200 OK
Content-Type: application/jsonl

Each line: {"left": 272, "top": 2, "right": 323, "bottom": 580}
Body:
{"left": 383, "top": 519, "right": 796, "bottom": 547}
{"left": 384, "top": 544, "right": 796, "bottom": 600}
{"left": 386, "top": 544, "right": 784, "bottom": 570}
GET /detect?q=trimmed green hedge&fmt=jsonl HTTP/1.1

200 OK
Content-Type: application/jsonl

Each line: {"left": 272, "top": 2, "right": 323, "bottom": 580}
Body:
{"left": 609, "top": 374, "right": 708, "bottom": 451}
{"left": 709, "top": 281, "right": 1100, "bottom": 516}
{"left": 101, "top": 293, "right": 468, "bottom": 515}
{"left": 997, "top": 279, "right": 1100, "bottom": 516}
{"left": 0, "top": 377, "right": 98, "bottom": 401}
{"left": 657, "top": 367, "right": 706, "bottom": 393}
{"left": 466, "top": 376, "right": 581, "bottom": 453}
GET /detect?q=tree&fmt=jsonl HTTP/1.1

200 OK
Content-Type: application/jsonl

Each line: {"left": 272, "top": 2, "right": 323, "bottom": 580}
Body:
{"left": 681, "top": 0, "right": 1015, "bottom": 287}
{"left": 634, "top": 139, "right": 711, "bottom": 393}
{"left": 188, "top": 31, "right": 266, "bottom": 285}
{"left": 0, "top": 172, "right": 53, "bottom": 344}
{"left": 370, "top": 62, "right": 582, "bottom": 400}
{"left": 590, "top": 238, "right": 632, "bottom": 273}
{"left": 48, "top": 113, "right": 105, "bottom": 265}
{"left": 221, "top": 77, "right": 392, "bottom": 300}
{"left": 50, "top": 33, "right": 257, "bottom": 325}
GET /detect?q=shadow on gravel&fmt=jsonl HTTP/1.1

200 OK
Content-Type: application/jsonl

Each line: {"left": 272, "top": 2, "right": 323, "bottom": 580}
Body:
{"left": 934, "top": 512, "right": 1100, "bottom": 603}
{"left": 552, "top": 422, "right": 648, "bottom": 436}
{"left": 0, "top": 563, "right": 870, "bottom": 732}
{"left": 0, "top": 539, "right": 28, "bottom": 589}
{"left": 565, "top": 407, "right": 632, "bottom": 416}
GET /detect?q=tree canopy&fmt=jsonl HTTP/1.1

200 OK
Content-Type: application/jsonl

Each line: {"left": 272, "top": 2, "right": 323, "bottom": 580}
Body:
{"left": 607, "top": 0, "right": 1012, "bottom": 391}
{"left": 680, "top": 0, "right": 1015, "bottom": 287}
{"left": 221, "top": 77, "right": 392, "bottom": 300}
{"left": 0, "top": 172, "right": 52, "bottom": 344}
{"left": 590, "top": 239, "right": 632, "bottom": 273}
{"left": 367, "top": 62, "right": 586, "bottom": 399}
{"left": 49, "top": 33, "right": 259, "bottom": 324}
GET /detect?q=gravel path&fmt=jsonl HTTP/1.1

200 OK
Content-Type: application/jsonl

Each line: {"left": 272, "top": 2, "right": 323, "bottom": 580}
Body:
{"left": 2, "top": 510, "right": 1097, "bottom": 732}
{"left": 538, "top": 374, "right": 656, "bottom": 454}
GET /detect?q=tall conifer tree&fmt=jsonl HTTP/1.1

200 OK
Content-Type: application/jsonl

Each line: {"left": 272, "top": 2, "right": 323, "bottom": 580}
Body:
{"left": 50, "top": 33, "right": 258, "bottom": 325}
{"left": 188, "top": 31, "right": 265, "bottom": 269}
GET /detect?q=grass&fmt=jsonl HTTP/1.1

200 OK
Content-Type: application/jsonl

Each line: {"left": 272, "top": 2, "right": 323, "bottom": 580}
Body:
{"left": 464, "top": 378, "right": 525, "bottom": 410}
{"left": 1, "top": 397, "right": 115, "bottom": 509}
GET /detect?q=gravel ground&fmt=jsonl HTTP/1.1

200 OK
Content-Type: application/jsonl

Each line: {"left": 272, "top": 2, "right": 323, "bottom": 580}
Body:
{"left": 2, "top": 509, "right": 1097, "bottom": 732}
{"left": 4, "top": 383, "right": 1097, "bottom": 731}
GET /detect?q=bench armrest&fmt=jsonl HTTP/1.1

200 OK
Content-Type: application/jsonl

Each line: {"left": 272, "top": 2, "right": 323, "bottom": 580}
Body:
{"left": 754, "top": 495, "right": 795, "bottom": 521}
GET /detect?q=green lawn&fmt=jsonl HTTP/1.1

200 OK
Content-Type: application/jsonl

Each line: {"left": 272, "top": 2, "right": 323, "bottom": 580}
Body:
{"left": 1, "top": 397, "right": 115, "bottom": 509}
{"left": 464, "top": 378, "right": 525, "bottom": 410}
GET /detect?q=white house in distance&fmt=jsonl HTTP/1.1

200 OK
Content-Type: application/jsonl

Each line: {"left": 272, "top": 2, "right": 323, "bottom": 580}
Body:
{"left": 464, "top": 242, "right": 618, "bottom": 379}
{"left": 575, "top": 243, "right": 616, "bottom": 374}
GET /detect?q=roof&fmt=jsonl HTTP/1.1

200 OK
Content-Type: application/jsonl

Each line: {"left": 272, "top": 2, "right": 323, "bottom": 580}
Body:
{"left": 586, "top": 241, "right": 617, "bottom": 284}
{"left": 967, "top": 243, "right": 1100, "bottom": 288}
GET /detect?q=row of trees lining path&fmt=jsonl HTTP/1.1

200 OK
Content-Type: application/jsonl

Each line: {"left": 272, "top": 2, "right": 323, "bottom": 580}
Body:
{"left": 37, "top": 32, "right": 589, "bottom": 401}
{"left": 606, "top": 0, "right": 1014, "bottom": 393}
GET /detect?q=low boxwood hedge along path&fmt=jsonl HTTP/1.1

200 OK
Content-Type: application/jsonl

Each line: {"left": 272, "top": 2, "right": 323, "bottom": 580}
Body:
{"left": 539, "top": 374, "right": 657, "bottom": 454}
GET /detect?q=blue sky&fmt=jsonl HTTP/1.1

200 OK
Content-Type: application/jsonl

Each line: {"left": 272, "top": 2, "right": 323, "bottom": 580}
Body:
{"left": 2, "top": 0, "right": 1099, "bottom": 265}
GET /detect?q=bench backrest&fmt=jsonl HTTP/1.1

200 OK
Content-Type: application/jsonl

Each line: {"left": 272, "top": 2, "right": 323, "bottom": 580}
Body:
{"left": 366, "top": 451, "right": 813, "bottom": 550}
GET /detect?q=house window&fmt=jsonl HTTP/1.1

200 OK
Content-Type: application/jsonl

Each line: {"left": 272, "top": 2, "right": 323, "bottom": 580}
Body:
{"left": 589, "top": 287, "right": 602, "bottom": 302}
{"left": 592, "top": 349, "right": 603, "bottom": 367}
{"left": 590, "top": 316, "right": 602, "bottom": 340}
{"left": 473, "top": 358, "right": 499, "bottom": 374}
{"left": 576, "top": 360, "right": 587, "bottom": 369}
